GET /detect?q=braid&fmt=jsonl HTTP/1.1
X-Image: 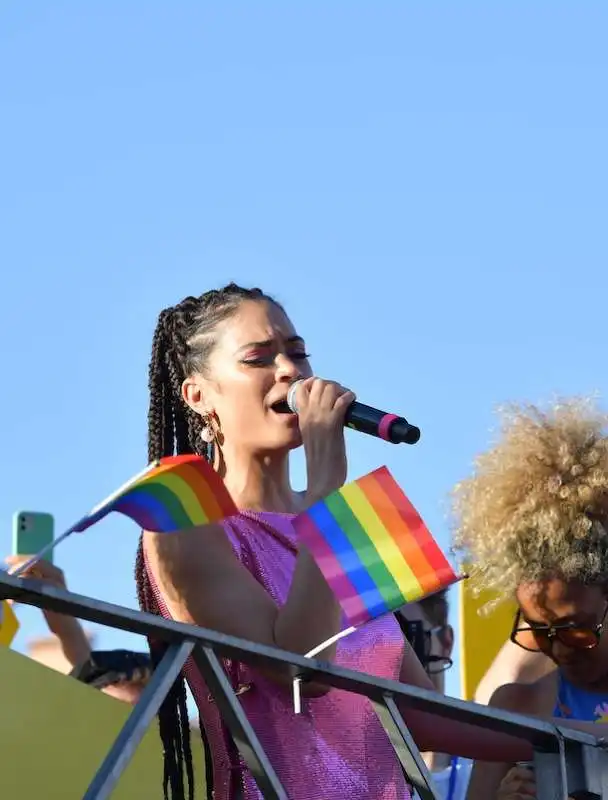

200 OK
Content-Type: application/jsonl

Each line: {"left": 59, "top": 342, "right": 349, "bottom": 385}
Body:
{"left": 135, "top": 283, "right": 278, "bottom": 800}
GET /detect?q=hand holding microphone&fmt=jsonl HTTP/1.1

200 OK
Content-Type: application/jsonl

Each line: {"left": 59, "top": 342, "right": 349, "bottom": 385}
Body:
{"left": 292, "top": 378, "right": 356, "bottom": 504}
{"left": 287, "top": 378, "right": 421, "bottom": 445}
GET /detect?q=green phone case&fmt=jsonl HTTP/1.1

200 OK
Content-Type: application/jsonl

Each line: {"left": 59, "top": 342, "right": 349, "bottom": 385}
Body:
{"left": 12, "top": 511, "right": 55, "bottom": 563}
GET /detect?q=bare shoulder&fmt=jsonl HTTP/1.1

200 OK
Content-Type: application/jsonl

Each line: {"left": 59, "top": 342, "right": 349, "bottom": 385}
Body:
{"left": 143, "top": 522, "right": 280, "bottom": 646}
{"left": 490, "top": 671, "right": 558, "bottom": 717}
{"left": 474, "top": 638, "right": 556, "bottom": 704}
{"left": 144, "top": 521, "right": 237, "bottom": 590}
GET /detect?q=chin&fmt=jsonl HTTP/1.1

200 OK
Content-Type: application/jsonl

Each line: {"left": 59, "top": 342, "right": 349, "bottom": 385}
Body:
{"left": 264, "top": 430, "right": 303, "bottom": 454}
{"left": 561, "top": 660, "right": 599, "bottom": 685}
{"left": 281, "top": 430, "right": 303, "bottom": 451}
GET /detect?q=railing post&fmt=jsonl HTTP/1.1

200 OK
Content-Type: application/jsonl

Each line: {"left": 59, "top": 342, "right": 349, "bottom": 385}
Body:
{"left": 193, "top": 645, "right": 288, "bottom": 800}
{"left": 83, "top": 640, "right": 194, "bottom": 800}
{"left": 534, "top": 748, "right": 569, "bottom": 800}
{"left": 560, "top": 736, "right": 608, "bottom": 800}
{"left": 579, "top": 742, "right": 608, "bottom": 799}
{"left": 372, "top": 693, "right": 439, "bottom": 800}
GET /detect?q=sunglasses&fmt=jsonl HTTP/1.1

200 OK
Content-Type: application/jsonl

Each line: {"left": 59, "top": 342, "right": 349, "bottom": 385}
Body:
{"left": 398, "top": 617, "right": 453, "bottom": 674}
{"left": 510, "top": 603, "right": 608, "bottom": 653}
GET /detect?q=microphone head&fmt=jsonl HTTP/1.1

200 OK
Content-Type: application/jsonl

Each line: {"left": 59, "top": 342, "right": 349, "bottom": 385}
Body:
{"left": 286, "top": 379, "right": 304, "bottom": 414}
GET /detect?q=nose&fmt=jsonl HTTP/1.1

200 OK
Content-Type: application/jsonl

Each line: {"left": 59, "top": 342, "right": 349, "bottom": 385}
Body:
{"left": 275, "top": 353, "right": 302, "bottom": 383}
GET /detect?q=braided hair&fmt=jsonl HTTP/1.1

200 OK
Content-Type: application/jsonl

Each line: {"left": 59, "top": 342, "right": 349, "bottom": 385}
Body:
{"left": 135, "top": 283, "right": 279, "bottom": 800}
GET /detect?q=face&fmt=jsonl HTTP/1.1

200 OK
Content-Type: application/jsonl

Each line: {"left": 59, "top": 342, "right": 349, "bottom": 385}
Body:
{"left": 183, "top": 300, "right": 312, "bottom": 456}
{"left": 399, "top": 601, "right": 454, "bottom": 692}
{"left": 515, "top": 579, "right": 608, "bottom": 686}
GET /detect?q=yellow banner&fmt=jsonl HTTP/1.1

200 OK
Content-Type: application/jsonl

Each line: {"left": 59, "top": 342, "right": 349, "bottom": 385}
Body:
{"left": 459, "top": 573, "right": 516, "bottom": 700}
{"left": 0, "top": 601, "right": 19, "bottom": 647}
{"left": 0, "top": 646, "right": 206, "bottom": 797}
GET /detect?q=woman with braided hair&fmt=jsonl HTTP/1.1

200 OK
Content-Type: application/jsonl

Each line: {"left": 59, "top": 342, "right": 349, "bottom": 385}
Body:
{"left": 450, "top": 400, "right": 608, "bottom": 799}
{"left": 135, "top": 283, "right": 558, "bottom": 800}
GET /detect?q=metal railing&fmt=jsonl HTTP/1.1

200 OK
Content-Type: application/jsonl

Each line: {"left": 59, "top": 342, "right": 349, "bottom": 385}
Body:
{"left": 1, "top": 570, "right": 608, "bottom": 800}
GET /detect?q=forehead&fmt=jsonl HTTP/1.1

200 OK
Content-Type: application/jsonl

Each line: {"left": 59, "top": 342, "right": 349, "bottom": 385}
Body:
{"left": 400, "top": 602, "right": 430, "bottom": 626}
{"left": 516, "top": 579, "right": 604, "bottom": 620}
{"left": 215, "top": 300, "right": 298, "bottom": 349}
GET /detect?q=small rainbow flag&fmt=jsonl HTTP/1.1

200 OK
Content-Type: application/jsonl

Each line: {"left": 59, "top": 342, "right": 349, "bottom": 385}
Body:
{"left": 294, "top": 466, "right": 458, "bottom": 628}
{"left": 74, "top": 454, "right": 237, "bottom": 534}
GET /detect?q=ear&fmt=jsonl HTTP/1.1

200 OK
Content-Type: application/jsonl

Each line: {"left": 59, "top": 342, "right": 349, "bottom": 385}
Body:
{"left": 181, "top": 375, "right": 213, "bottom": 416}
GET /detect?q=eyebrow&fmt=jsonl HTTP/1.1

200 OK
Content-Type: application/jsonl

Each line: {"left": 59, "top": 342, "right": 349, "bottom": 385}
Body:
{"left": 237, "top": 335, "right": 305, "bottom": 352}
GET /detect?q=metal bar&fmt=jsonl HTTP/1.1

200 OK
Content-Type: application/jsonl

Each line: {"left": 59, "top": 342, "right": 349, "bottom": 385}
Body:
{"left": 372, "top": 693, "right": 439, "bottom": 800}
{"left": 565, "top": 738, "right": 608, "bottom": 800}
{"left": 83, "top": 640, "right": 194, "bottom": 800}
{"left": 534, "top": 748, "right": 569, "bottom": 800}
{"left": 578, "top": 742, "right": 608, "bottom": 799}
{"left": 192, "top": 645, "right": 288, "bottom": 800}
{"left": 0, "top": 571, "right": 601, "bottom": 753}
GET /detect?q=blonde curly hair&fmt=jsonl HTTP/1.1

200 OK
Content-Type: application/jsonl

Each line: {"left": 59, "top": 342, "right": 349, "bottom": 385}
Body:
{"left": 451, "top": 399, "right": 608, "bottom": 599}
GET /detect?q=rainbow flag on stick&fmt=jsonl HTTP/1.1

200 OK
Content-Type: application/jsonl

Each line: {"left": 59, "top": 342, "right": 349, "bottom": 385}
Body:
{"left": 12, "top": 455, "right": 238, "bottom": 578}
{"left": 74, "top": 454, "right": 237, "bottom": 534}
{"left": 294, "top": 466, "right": 459, "bottom": 628}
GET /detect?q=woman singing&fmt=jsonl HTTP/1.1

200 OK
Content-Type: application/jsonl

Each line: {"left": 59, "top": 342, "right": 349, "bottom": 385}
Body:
{"left": 135, "top": 284, "right": 578, "bottom": 800}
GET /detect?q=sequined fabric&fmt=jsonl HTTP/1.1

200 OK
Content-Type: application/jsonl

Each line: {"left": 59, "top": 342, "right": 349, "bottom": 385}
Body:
{"left": 147, "top": 511, "right": 410, "bottom": 800}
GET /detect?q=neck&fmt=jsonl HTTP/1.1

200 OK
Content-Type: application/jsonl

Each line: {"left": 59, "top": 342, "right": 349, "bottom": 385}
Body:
{"left": 218, "top": 445, "right": 302, "bottom": 514}
{"left": 568, "top": 668, "right": 608, "bottom": 694}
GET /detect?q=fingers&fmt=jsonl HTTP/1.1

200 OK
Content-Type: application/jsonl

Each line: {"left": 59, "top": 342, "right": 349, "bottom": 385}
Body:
{"left": 4, "top": 555, "right": 66, "bottom": 588}
{"left": 5, "top": 554, "right": 39, "bottom": 576}
{"left": 295, "top": 377, "right": 355, "bottom": 413}
{"left": 498, "top": 766, "right": 536, "bottom": 799}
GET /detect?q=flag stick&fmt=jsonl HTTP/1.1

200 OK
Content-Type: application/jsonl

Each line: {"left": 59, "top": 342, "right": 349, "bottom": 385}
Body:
{"left": 10, "top": 462, "right": 154, "bottom": 577}
{"left": 293, "top": 626, "right": 357, "bottom": 714}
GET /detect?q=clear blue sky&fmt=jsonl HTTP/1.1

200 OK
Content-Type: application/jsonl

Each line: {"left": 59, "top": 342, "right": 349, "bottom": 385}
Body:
{"left": 2, "top": 2, "right": 607, "bottom": 700}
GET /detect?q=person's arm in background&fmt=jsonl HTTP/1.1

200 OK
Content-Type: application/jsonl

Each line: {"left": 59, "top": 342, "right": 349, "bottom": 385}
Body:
{"left": 5, "top": 555, "right": 91, "bottom": 668}
{"left": 6, "top": 556, "right": 147, "bottom": 706}
{"left": 474, "top": 637, "right": 556, "bottom": 705}
{"left": 397, "top": 638, "right": 536, "bottom": 763}
{"left": 466, "top": 673, "right": 557, "bottom": 799}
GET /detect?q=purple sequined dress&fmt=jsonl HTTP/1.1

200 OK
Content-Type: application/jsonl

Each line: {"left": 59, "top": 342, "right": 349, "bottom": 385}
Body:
{"left": 147, "top": 511, "right": 410, "bottom": 800}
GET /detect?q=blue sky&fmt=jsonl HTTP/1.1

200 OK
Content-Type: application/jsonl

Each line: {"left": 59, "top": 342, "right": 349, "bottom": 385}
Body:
{"left": 2, "top": 2, "right": 607, "bottom": 700}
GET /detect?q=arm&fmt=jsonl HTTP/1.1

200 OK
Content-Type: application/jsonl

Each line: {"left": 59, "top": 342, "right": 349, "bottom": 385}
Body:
{"left": 5, "top": 556, "right": 91, "bottom": 669}
{"left": 474, "top": 637, "right": 556, "bottom": 705}
{"left": 396, "top": 644, "right": 533, "bottom": 764}
{"left": 465, "top": 677, "right": 556, "bottom": 799}
{"left": 47, "top": 615, "right": 91, "bottom": 668}
{"left": 144, "top": 521, "right": 342, "bottom": 696}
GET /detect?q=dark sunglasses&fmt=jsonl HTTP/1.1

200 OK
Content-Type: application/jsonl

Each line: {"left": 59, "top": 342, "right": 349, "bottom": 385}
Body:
{"left": 510, "top": 603, "right": 608, "bottom": 653}
{"left": 397, "top": 617, "right": 453, "bottom": 674}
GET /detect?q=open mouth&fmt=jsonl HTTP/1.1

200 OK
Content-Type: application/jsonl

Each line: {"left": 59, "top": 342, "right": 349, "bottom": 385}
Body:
{"left": 271, "top": 400, "right": 293, "bottom": 415}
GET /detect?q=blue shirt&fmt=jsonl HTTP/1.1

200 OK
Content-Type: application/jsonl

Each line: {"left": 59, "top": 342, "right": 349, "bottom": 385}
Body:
{"left": 554, "top": 672, "right": 608, "bottom": 723}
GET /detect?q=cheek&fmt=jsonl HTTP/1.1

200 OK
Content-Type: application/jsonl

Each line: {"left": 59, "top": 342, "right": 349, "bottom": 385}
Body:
{"left": 299, "top": 360, "right": 314, "bottom": 379}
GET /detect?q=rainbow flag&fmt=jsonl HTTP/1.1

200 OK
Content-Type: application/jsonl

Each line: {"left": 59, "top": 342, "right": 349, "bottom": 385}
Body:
{"left": 294, "top": 466, "right": 458, "bottom": 627}
{"left": 74, "top": 455, "right": 237, "bottom": 534}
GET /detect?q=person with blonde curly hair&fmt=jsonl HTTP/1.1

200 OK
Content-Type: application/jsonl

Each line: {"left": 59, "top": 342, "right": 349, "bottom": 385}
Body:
{"left": 452, "top": 399, "right": 608, "bottom": 799}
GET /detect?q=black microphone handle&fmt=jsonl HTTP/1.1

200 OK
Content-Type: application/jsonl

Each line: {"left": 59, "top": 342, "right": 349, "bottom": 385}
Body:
{"left": 286, "top": 381, "right": 421, "bottom": 445}
{"left": 345, "top": 401, "right": 421, "bottom": 445}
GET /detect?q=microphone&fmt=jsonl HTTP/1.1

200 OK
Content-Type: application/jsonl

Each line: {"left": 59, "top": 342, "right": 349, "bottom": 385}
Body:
{"left": 286, "top": 380, "right": 421, "bottom": 445}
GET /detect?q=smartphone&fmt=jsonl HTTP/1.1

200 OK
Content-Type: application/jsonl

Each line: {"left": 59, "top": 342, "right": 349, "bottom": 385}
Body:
{"left": 12, "top": 511, "right": 55, "bottom": 563}
{"left": 71, "top": 649, "right": 152, "bottom": 689}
